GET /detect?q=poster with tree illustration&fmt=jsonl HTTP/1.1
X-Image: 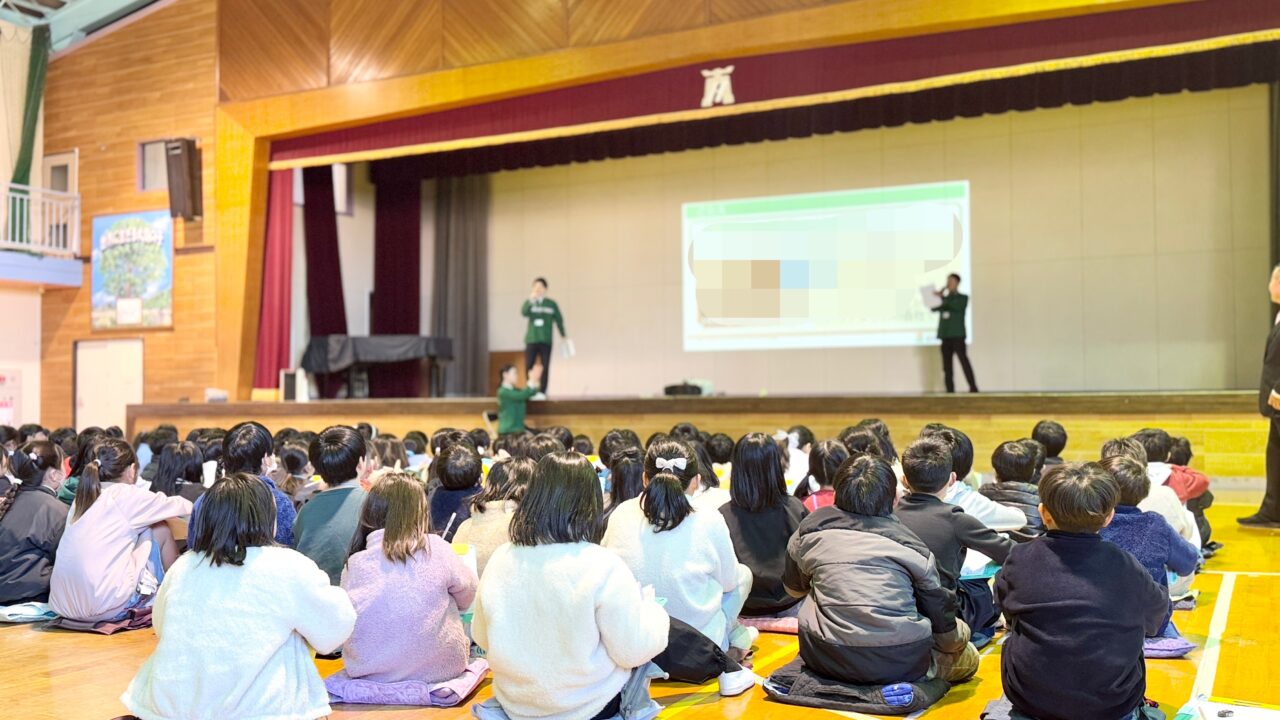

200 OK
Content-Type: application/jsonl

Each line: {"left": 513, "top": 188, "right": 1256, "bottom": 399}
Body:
{"left": 91, "top": 210, "right": 173, "bottom": 329}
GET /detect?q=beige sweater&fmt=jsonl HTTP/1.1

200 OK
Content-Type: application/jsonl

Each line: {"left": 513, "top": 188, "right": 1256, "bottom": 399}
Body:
{"left": 452, "top": 500, "right": 515, "bottom": 577}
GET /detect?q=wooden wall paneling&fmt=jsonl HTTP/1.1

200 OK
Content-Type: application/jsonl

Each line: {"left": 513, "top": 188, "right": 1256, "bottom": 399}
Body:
{"left": 442, "top": 0, "right": 568, "bottom": 69}
{"left": 218, "top": 0, "right": 330, "bottom": 101}
{"left": 41, "top": 0, "right": 219, "bottom": 427}
{"left": 330, "top": 0, "right": 443, "bottom": 85}
{"left": 710, "top": 0, "right": 829, "bottom": 24}
{"left": 568, "top": 0, "right": 709, "bottom": 47}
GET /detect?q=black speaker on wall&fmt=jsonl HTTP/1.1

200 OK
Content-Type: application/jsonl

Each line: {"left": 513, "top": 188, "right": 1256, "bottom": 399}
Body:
{"left": 165, "top": 138, "right": 202, "bottom": 221}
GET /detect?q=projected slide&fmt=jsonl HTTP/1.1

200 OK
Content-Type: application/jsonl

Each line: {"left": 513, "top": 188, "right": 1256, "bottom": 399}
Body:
{"left": 682, "top": 181, "right": 971, "bottom": 352}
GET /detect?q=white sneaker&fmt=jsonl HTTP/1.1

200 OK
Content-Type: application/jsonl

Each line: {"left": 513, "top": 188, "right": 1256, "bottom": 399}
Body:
{"left": 718, "top": 667, "right": 761, "bottom": 697}
{"left": 531, "top": 392, "right": 547, "bottom": 400}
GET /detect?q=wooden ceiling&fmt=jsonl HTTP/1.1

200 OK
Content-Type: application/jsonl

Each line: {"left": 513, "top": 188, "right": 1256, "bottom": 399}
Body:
{"left": 226, "top": 0, "right": 1105, "bottom": 102}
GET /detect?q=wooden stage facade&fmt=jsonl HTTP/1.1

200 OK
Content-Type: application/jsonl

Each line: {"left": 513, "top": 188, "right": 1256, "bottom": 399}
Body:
{"left": 129, "top": 391, "right": 1270, "bottom": 477}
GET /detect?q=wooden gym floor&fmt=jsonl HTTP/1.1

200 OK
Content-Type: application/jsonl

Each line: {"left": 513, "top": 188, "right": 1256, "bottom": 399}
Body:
{"left": 4, "top": 498, "right": 1278, "bottom": 720}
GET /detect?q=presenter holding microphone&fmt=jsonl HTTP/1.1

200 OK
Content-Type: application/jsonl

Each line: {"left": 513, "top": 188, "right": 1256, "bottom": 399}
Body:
{"left": 522, "top": 277, "right": 567, "bottom": 396}
{"left": 933, "top": 273, "right": 978, "bottom": 393}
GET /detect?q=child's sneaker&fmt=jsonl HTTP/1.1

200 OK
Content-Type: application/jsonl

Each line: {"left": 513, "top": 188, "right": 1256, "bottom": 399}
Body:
{"left": 718, "top": 667, "right": 762, "bottom": 697}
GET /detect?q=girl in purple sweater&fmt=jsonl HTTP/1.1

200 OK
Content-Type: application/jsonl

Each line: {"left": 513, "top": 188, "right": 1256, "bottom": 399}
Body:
{"left": 334, "top": 472, "right": 479, "bottom": 690}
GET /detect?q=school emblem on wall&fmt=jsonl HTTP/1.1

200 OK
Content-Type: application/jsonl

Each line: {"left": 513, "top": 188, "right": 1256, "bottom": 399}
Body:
{"left": 700, "top": 66, "right": 736, "bottom": 108}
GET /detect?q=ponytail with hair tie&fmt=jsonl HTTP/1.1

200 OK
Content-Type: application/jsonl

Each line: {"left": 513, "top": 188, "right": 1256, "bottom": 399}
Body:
{"left": 641, "top": 471, "right": 694, "bottom": 533}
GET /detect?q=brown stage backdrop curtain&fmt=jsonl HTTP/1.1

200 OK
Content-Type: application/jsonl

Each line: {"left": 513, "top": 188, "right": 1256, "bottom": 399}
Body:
{"left": 432, "top": 175, "right": 489, "bottom": 397}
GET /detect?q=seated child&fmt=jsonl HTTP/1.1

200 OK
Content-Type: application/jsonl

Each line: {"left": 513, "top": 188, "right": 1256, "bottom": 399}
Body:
{"left": 1132, "top": 428, "right": 1209, "bottom": 503}
{"left": 601, "top": 445, "right": 645, "bottom": 521}
{"left": 687, "top": 441, "right": 731, "bottom": 512}
{"left": 50, "top": 438, "right": 191, "bottom": 622}
{"left": 979, "top": 441, "right": 1045, "bottom": 542}
{"left": 1098, "top": 456, "right": 1199, "bottom": 634}
{"left": 573, "top": 434, "right": 595, "bottom": 455}
{"left": 473, "top": 451, "right": 669, "bottom": 720}
{"left": 799, "top": 440, "right": 849, "bottom": 512}
{"left": 989, "top": 462, "right": 1167, "bottom": 720}
{"left": 1101, "top": 438, "right": 1199, "bottom": 550}
{"left": 453, "top": 457, "right": 536, "bottom": 576}
{"left": 1031, "top": 420, "right": 1067, "bottom": 468}
{"left": 782, "top": 425, "right": 815, "bottom": 490}
{"left": 189, "top": 421, "right": 296, "bottom": 546}
{"left": 896, "top": 437, "right": 1014, "bottom": 640}
{"left": 122, "top": 472, "right": 356, "bottom": 720}
{"left": 923, "top": 426, "right": 1026, "bottom": 530}
{"left": 336, "top": 471, "right": 478, "bottom": 690}
{"left": 719, "top": 433, "right": 809, "bottom": 619}
{"left": 277, "top": 441, "right": 322, "bottom": 507}
{"left": 786, "top": 454, "right": 977, "bottom": 687}
{"left": 293, "top": 426, "right": 369, "bottom": 585}
{"left": 429, "top": 444, "right": 484, "bottom": 541}
{"left": 602, "top": 438, "right": 754, "bottom": 658}
{"left": 1170, "top": 436, "right": 1217, "bottom": 551}
{"left": 496, "top": 362, "right": 543, "bottom": 436}
{"left": 0, "top": 441, "right": 69, "bottom": 604}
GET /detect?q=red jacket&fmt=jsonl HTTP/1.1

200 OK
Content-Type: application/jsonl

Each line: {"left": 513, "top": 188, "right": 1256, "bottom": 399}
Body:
{"left": 1166, "top": 465, "right": 1209, "bottom": 502}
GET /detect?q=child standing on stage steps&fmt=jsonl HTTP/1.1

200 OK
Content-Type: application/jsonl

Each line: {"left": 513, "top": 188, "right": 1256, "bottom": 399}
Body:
{"left": 521, "top": 277, "right": 568, "bottom": 397}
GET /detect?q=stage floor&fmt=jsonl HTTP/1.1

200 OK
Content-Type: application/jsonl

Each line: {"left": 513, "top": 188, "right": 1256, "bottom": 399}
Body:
{"left": 4, "top": 499, "right": 1278, "bottom": 719}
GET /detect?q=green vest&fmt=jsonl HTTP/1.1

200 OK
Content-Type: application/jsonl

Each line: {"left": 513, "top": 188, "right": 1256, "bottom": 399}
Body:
{"left": 936, "top": 292, "right": 968, "bottom": 339}
{"left": 522, "top": 298, "right": 565, "bottom": 345}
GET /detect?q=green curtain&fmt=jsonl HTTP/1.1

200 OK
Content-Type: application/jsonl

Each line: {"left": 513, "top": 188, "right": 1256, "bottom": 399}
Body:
{"left": 11, "top": 25, "right": 50, "bottom": 187}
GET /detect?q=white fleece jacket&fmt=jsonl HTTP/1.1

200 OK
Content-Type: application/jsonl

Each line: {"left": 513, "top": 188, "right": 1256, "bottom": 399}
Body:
{"left": 602, "top": 497, "right": 740, "bottom": 646}
{"left": 121, "top": 547, "right": 356, "bottom": 720}
{"left": 472, "top": 541, "right": 669, "bottom": 720}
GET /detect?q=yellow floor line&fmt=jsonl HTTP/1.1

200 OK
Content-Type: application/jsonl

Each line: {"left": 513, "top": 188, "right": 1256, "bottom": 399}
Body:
{"left": 659, "top": 643, "right": 798, "bottom": 718}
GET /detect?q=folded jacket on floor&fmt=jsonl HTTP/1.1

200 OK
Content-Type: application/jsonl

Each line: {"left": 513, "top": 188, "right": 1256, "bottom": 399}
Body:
{"left": 49, "top": 606, "right": 152, "bottom": 634}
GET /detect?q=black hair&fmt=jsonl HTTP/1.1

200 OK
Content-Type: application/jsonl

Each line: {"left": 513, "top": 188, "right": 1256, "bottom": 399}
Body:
{"left": 643, "top": 471, "right": 694, "bottom": 532}
{"left": 607, "top": 445, "right": 646, "bottom": 509}
{"left": 948, "top": 272, "right": 961, "bottom": 285}
{"left": 787, "top": 425, "right": 815, "bottom": 450}
{"left": 572, "top": 434, "right": 594, "bottom": 455}
{"left": 689, "top": 441, "right": 719, "bottom": 488}
{"left": 223, "top": 421, "right": 273, "bottom": 475}
{"left": 1031, "top": 420, "right": 1068, "bottom": 457}
{"left": 533, "top": 277, "right": 548, "bottom": 288}
{"left": 808, "top": 440, "right": 849, "bottom": 490}
{"left": 1132, "top": 428, "right": 1172, "bottom": 463}
{"left": 105, "top": 426, "right": 124, "bottom": 439}
{"left": 278, "top": 442, "right": 310, "bottom": 477}
{"left": 0, "top": 441, "right": 61, "bottom": 525}
{"left": 921, "top": 425, "right": 975, "bottom": 478}
{"left": 526, "top": 434, "right": 565, "bottom": 461}
{"left": 17, "top": 423, "right": 47, "bottom": 443}
{"left": 645, "top": 432, "right": 666, "bottom": 450}
{"left": 152, "top": 441, "right": 204, "bottom": 497}
{"left": 190, "top": 471, "right": 277, "bottom": 566}
{"left": 707, "top": 433, "right": 734, "bottom": 465}
{"left": 0, "top": 425, "right": 18, "bottom": 450}
{"left": 855, "top": 418, "right": 899, "bottom": 462}
{"left": 438, "top": 444, "right": 482, "bottom": 490}
{"left": 469, "top": 428, "right": 492, "bottom": 452}
{"left": 74, "top": 438, "right": 137, "bottom": 521}
{"left": 472, "top": 456, "right": 536, "bottom": 514}
{"left": 309, "top": 425, "right": 367, "bottom": 486}
{"left": 509, "top": 451, "right": 603, "bottom": 546}
{"left": 669, "top": 422, "right": 700, "bottom": 442}
{"left": 544, "top": 426, "right": 574, "bottom": 451}
{"left": 403, "top": 430, "right": 429, "bottom": 455}
{"left": 1021, "top": 438, "right": 1047, "bottom": 484}
{"left": 1100, "top": 455, "right": 1151, "bottom": 506}
{"left": 146, "top": 427, "right": 179, "bottom": 455}
{"left": 1039, "top": 462, "right": 1118, "bottom": 533}
{"left": 729, "top": 432, "right": 787, "bottom": 513}
{"left": 644, "top": 438, "right": 700, "bottom": 487}
{"left": 69, "top": 427, "right": 106, "bottom": 478}
{"left": 599, "top": 429, "right": 641, "bottom": 467}
{"left": 49, "top": 427, "right": 78, "bottom": 458}
{"left": 1168, "top": 437, "right": 1193, "bottom": 467}
{"left": 901, "top": 437, "right": 954, "bottom": 494}
{"left": 991, "top": 440, "right": 1037, "bottom": 484}
{"left": 839, "top": 428, "right": 884, "bottom": 460}
{"left": 356, "top": 422, "right": 376, "bottom": 440}
{"left": 498, "top": 364, "right": 517, "bottom": 383}
{"left": 833, "top": 455, "right": 897, "bottom": 516}
{"left": 1101, "top": 437, "right": 1147, "bottom": 464}
{"left": 199, "top": 431, "right": 226, "bottom": 464}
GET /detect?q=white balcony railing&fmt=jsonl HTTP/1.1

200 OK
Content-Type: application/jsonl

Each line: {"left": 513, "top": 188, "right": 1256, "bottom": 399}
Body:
{"left": 0, "top": 183, "right": 80, "bottom": 257}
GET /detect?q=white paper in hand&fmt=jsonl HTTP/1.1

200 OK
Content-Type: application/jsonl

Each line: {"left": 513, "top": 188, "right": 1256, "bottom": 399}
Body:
{"left": 920, "top": 285, "right": 942, "bottom": 309}
{"left": 561, "top": 339, "right": 576, "bottom": 358}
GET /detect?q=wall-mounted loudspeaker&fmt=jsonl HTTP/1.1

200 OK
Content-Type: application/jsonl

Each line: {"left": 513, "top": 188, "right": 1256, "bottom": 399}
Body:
{"left": 164, "top": 138, "right": 202, "bottom": 221}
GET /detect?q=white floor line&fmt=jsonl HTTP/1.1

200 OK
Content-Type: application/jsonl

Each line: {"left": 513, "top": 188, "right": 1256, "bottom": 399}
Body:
{"left": 1202, "top": 569, "right": 1280, "bottom": 577}
{"left": 1189, "top": 571, "right": 1237, "bottom": 702}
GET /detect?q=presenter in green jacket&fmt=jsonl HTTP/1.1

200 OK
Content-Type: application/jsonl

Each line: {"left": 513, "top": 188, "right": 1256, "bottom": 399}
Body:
{"left": 932, "top": 273, "right": 978, "bottom": 393}
{"left": 521, "top": 277, "right": 567, "bottom": 396}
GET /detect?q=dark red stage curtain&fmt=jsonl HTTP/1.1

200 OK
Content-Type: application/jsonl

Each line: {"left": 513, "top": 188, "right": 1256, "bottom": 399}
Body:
{"left": 252, "top": 169, "right": 294, "bottom": 390}
{"left": 368, "top": 159, "right": 422, "bottom": 398}
{"left": 302, "top": 165, "right": 348, "bottom": 398}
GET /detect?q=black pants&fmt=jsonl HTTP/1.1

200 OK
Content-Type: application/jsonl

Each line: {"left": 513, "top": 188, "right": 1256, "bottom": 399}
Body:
{"left": 1262, "top": 417, "right": 1280, "bottom": 520}
{"left": 941, "top": 338, "right": 978, "bottom": 393}
{"left": 958, "top": 579, "right": 999, "bottom": 635}
{"left": 1187, "top": 490, "right": 1214, "bottom": 546}
{"left": 525, "top": 342, "right": 552, "bottom": 394}
{"left": 653, "top": 617, "right": 741, "bottom": 684}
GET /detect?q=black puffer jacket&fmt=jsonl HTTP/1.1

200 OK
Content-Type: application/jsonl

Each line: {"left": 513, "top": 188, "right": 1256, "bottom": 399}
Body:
{"left": 978, "top": 481, "right": 1044, "bottom": 542}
